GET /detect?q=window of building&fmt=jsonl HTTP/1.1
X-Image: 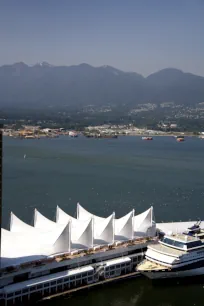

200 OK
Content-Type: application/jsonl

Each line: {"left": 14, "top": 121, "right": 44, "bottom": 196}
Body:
{"left": 36, "top": 284, "right": 42, "bottom": 290}
{"left": 7, "top": 293, "right": 13, "bottom": 298}
{"left": 51, "top": 281, "right": 56, "bottom": 286}
{"left": 15, "top": 291, "right": 21, "bottom": 296}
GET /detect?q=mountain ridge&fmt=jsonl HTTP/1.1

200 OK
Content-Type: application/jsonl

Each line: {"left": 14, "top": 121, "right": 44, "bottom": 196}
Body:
{"left": 0, "top": 63, "right": 204, "bottom": 108}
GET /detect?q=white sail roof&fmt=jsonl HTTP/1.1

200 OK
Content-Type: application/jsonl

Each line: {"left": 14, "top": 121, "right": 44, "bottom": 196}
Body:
{"left": 1, "top": 219, "right": 72, "bottom": 268}
{"left": 56, "top": 206, "right": 93, "bottom": 248}
{"left": 1, "top": 205, "right": 156, "bottom": 268}
{"left": 134, "top": 207, "right": 155, "bottom": 237}
{"left": 115, "top": 210, "right": 134, "bottom": 240}
{"left": 77, "top": 203, "right": 115, "bottom": 244}
{"left": 94, "top": 213, "right": 115, "bottom": 244}
{"left": 77, "top": 203, "right": 105, "bottom": 223}
{"left": 10, "top": 212, "right": 35, "bottom": 233}
{"left": 77, "top": 204, "right": 156, "bottom": 239}
{"left": 56, "top": 205, "right": 77, "bottom": 224}
{"left": 52, "top": 222, "right": 71, "bottom": 254}
{"left": 34, "top": 209, "right": 56, "bottom": 229}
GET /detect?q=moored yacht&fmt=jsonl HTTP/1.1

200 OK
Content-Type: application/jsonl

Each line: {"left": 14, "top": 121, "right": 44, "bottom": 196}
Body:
{"left": 137, "top": 222, "right": 204, "bottom": 279}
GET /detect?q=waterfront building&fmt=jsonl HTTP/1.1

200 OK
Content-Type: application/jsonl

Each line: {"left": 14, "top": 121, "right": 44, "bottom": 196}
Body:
{"left": 0, "top": 205, "right": 156, "bottom": 305}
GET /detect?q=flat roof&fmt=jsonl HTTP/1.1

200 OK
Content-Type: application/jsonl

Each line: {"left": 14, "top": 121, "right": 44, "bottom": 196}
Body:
{"left": 3, "top": 266, "right": 94, "bottom": 294}
{"left": 105, "top": 257, "right": 131, "bottom": 266}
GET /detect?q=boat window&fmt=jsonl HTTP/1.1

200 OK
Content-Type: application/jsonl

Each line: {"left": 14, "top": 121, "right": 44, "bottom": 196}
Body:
{"left": 187, "top": 241, "right": 202, "bottom": 249}
{"left": 172, "top": 240, "right": 186, "bottom": 249}
{"left": 162, "top": 237, "right": 185, "bottom": 249}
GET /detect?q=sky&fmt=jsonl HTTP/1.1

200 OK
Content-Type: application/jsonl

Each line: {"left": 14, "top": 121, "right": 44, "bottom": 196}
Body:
{"left": 0, "top": 0, "right": 204, "bottom": 76}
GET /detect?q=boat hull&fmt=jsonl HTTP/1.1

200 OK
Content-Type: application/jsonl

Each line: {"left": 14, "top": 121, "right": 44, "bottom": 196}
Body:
{"left": 140, "top": 266, "right": 204, "bottom": 279}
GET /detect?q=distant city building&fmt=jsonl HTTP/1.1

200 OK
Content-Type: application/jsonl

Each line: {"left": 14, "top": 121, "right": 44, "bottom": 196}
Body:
{"left": 170, "top": 124, "right": 177, "bottom": 129}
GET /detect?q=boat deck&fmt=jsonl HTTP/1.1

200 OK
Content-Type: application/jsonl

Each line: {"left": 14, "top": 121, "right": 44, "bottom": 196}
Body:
{"left": 137, "top": 259, "right": 169, "bottom": 272}
{"left": 149, "top": 243, "right": 185, "bottom": 257}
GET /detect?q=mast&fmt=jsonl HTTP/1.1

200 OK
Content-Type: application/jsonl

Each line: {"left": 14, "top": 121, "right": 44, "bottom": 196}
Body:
{"left": 0, "top": 124, "right": 3, "bottom": 269}
{"left": 132, "top": 209, "right": 135, "bottom": 240}
{"left": 112, "top": 212, "right": 115, "bottom": 244}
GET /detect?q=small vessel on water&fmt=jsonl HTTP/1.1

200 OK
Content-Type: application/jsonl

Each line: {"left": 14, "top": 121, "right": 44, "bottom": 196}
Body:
{"left": 142, "top": 136, "right": 153, "bottom": 140}
{"left": 69, "top": 131, "right": 78, "bottom": 137}
{"left": 176, "top": 135, "right": 185, "bottom": 142}
{"left": 137, "top": 220, "right": 204, "bottom": 279}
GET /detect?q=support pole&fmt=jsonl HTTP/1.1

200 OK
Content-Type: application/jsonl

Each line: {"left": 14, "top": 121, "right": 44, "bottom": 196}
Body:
{"left": 0, "top": 124, "right": 3, "bottom": 269}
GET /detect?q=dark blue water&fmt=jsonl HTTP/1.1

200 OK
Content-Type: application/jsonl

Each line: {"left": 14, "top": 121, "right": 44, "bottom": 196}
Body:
{"left": 2, "top": 135, "right": 204, "bottom": 306}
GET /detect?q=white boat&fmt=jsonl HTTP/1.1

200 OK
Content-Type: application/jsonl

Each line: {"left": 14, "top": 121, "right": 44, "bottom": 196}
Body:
{"left": 137, "top": 221, "right": 204, "bottom": 279}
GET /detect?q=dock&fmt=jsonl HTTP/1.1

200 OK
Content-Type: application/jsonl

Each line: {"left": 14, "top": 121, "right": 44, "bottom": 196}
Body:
{"left": 41, "top": 271, "right": 140, "bottom": 301}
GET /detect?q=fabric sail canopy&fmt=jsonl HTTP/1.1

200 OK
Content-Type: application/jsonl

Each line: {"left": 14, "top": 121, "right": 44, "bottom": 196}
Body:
{"left": 1, "top": 205, "right": 156, "bottom": 269}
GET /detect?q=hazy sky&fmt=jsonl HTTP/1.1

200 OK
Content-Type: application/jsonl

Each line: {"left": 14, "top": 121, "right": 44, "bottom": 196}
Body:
{"left": 0, "top": 0, "right": 204, "bottom": 76}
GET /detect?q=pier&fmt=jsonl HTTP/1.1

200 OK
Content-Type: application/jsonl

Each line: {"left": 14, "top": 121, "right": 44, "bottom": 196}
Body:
{"left": 41, "top": 271, "right": 140, "bottom": 302}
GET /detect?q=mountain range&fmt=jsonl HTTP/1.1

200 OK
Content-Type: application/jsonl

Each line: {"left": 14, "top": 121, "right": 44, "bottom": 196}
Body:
{"left": 0, "top": 62, "right": 204, "bottom": 108}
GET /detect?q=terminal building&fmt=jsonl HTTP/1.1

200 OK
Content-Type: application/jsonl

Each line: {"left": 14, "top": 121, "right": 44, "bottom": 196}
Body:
{"left": 0, "top": 203, "right": 156, "bottom": 305}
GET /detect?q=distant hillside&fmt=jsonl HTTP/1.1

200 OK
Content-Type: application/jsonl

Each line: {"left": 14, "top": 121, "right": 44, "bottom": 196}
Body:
{"left": 0, "top": 63, "right": 204, "bottom": 108}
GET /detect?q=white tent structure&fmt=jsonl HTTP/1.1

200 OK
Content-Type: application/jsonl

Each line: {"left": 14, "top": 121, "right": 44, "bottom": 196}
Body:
{"left": 77, "top": 203, "right": 105, "bottom": 223}
{"left": 94, "top": 213, "right": 115, "bottom": 244}
{"left": 77, "top": 204, "right": 156, "bottom": 239}
{"left": 2, "top": 217, "right": 72, "bottom": 268}
{"left": 115, "top": 210, "right": 134, "bottom": 240}
{"left": 76, "top": 204, "right": 115, "bottom": 244}
{"left": 10, "top": 212, "right": 36, "bottom": 233}
{"left": 1, "top": 205, "right": 157, "bottom": 269}
{"left": 34, "top": 209, "right": 56, "bottom": 230}
{"left": 56, "top": 206, "right": 94, "bottom": 248}
{"left": 134, "top": 207, "right": 156, "bottom": 237}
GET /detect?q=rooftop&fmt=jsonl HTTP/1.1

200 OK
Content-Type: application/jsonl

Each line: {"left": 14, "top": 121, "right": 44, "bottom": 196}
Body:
{"left": 105, "top": 257, "right": 131, "bottom": 266}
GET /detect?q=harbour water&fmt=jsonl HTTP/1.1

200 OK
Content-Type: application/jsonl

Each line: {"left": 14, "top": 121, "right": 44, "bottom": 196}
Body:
{"left": 2, "top": 136, "right": 204, "bottom": 306}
